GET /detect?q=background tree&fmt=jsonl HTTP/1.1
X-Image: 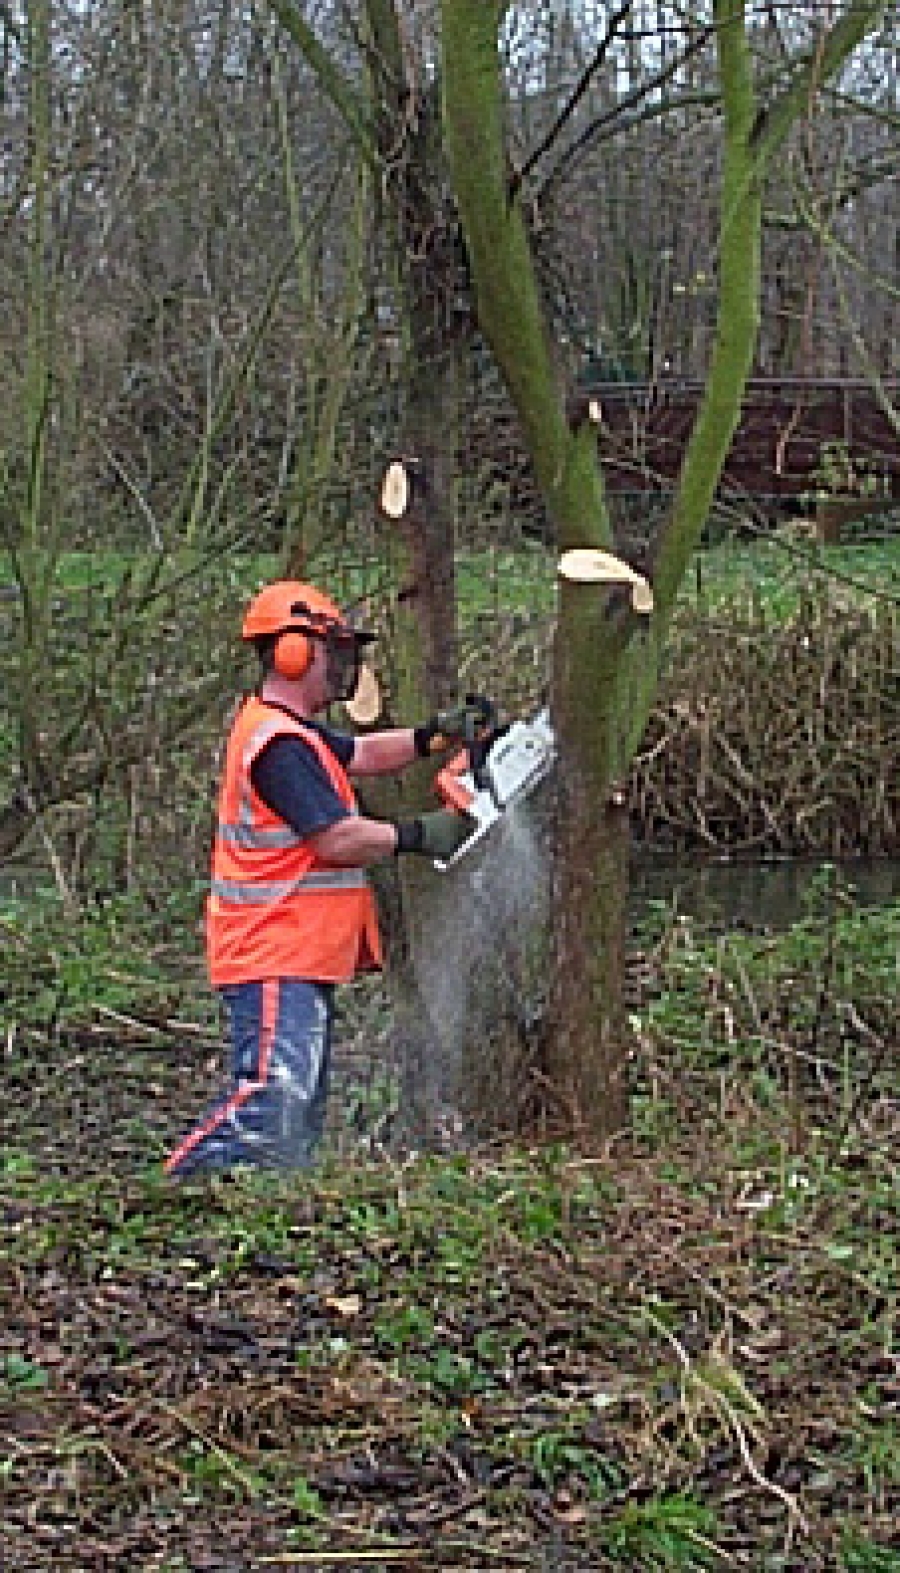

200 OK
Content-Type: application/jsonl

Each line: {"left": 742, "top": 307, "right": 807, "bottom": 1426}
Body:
{"left": 0, "top": 0, "right": 386, "bottom": 887}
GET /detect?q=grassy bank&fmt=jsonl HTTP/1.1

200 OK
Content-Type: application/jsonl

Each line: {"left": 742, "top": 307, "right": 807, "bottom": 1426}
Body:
{"left": 2, "top": 889, "right": 898, "bottom": 1569}
{"left": 2, "top": 530, "right": 898, "bottom": 616}
{"left": 4, "top": 532, "right": 896, "bottom": 871}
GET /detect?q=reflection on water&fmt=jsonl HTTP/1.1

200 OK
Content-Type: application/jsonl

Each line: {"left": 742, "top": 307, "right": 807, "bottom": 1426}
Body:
{"left": 630, "top": 856, "right": 900, "bottom": 932}
{"left": 2, "top": 856, "right": 899, "bottom": 938}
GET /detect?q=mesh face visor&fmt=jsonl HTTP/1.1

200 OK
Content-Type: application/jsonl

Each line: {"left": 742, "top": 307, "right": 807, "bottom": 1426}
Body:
{"left": 288, "top": 597, "right": 374, "bottom": 704}
{"left": 324, "top": 627, "right": 364, "bottom": 703}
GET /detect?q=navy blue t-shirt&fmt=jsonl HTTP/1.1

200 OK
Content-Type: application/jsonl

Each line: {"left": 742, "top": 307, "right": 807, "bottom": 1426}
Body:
{"left": 250, "top": 721, "right": 355, "bottom": 838}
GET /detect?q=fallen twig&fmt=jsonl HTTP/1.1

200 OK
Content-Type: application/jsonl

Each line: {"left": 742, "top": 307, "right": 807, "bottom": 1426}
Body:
{"left": 645, "top": 1306, "right": 810, "bottom": 1540}
{"left": 256, "top": 1552, "right": 425, "bottom": 1564}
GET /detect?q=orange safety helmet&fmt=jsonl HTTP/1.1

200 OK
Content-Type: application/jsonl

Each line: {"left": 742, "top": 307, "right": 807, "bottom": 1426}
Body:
{"left": 242, "top": 580, "right": 372, "bottom": 683}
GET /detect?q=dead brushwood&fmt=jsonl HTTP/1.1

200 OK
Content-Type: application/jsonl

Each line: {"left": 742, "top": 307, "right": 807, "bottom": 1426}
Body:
{"left": 460, "top": 590, "right": 897, "bottom": 857}
{"left": 631, "top": 597, "right": 899, "bottom": 855}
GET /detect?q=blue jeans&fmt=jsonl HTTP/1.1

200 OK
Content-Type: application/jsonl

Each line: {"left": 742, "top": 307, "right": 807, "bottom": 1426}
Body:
{"left": 165, "top": 979, "right": 334, "bottom": 1176}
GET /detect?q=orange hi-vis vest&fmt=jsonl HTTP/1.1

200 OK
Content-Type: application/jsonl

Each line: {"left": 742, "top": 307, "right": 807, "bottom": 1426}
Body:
{"left": 206, "top": 696, "right": 383, "bottom": 986}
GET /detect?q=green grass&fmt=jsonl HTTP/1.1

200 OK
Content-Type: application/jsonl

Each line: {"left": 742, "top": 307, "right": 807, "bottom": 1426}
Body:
{"left": 3, "top": 893, "right": 893, "bottom": 1566}
{"left": 841, "top": 1532, "right": 900, "bottom": 1572}
{"left": 3, "top": 530, "right": 898, "bottom": 627}
{"left": 687, "top": 532, "right": 900, "bottom": 617}
{"left": 599, "top": 1492, "right": 721, "bottom": 1569}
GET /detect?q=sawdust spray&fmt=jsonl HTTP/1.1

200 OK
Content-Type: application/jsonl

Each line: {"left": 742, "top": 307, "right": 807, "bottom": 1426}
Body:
{"left": 409, "top": 796, "right": 550, "bottom": 1143}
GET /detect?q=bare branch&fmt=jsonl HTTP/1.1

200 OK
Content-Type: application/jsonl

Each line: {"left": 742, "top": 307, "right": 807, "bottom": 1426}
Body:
{"left": 266, "top": 0, "right": 377, "bottom": 168}
{"left": 538, "top": 21, "right": 714, "bottom": 202}
{"left": 511, "top": 2, "right": 633, "bottom": 199}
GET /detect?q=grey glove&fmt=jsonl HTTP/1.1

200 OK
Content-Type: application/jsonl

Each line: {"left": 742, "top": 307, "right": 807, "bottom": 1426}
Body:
{"left": 394, "top": 810, "right": 471, "bottom": 862}
{"left": 414, "top": 694, "right": 496, "bottom": 756}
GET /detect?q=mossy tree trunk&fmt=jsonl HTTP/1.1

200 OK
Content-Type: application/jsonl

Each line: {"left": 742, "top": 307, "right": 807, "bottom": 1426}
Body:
{"left": 441, "top": 0, "right": 885, "bottom": 1141}
{"left": 364, "top": 1, "right": 466, "bottom": 1141}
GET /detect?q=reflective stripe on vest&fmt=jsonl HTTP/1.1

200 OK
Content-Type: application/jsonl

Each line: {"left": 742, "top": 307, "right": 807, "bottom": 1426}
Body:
{"left": 217, "top": 822, "right": 301, "bottom": 849}
{"left": 211, "top": 867, "right": 367, "bottom": 905}
{"left": 215, "top": 714, "right": 352, "bottom": 853}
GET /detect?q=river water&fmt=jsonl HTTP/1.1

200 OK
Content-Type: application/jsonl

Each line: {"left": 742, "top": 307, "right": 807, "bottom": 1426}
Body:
{"left": 2, "top": 853, "right": 899, "bottom": 932}
{"left": 630, "top": 854, "right": 900, "bottom": 931}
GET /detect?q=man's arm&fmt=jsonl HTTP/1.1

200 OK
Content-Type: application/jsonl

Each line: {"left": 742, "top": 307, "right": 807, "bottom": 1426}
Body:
{"left": 350, "top": 698, "right": 497, "bottom": 777}
{"left": 349, "top": 729, "right": 419, "bottom": 777}
{"left": 307, "top": 815, "right": 399, "bottom": 865}
{"left": 252, "top": 735, "right": 403, "bottom": 865}
{"left": 251, "top": 733, "right": 467, "bottom": 866}
{"left": 309, "top": 810, "right": 471, "bottom": 867}
{"left": 349, "top": 692, "right": 495, "bottom": 776}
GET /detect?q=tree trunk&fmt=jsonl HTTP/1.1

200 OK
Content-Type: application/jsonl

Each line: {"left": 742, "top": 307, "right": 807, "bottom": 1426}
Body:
{"left": 364, "top": 1, "right": 466, "bottom": 1141}
{"left": 442, "top": 1, "right": 637, "bottom": 1139}
{"left": 546, "top": 769, "right": 631, "bottom": 1140}
{"left": 377, "top": 445, "right": 461, "bottom": 1145}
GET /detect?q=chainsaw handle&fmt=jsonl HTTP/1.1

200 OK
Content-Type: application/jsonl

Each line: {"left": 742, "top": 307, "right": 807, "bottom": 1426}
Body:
{"left": 470, "top": 721, "right": 509, "bottom": 788}
{"left": 461, "top": 693, "right": 498, "bottom": 745}
{"left": 434, "top": 751, "right": 477, "bottom": 815}
{"left": 419, "top": 695, "right": 497, "bottom": 758}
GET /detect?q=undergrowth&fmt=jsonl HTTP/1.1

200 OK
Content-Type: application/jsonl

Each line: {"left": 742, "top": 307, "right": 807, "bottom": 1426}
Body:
{"left": 2, "top": 884, "right": 897, "bottom": 1569}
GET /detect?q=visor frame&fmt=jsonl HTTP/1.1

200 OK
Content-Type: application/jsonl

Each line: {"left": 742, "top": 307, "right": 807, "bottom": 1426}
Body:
{"left": 288, "top": 598, "right": 376, "bottom": 648}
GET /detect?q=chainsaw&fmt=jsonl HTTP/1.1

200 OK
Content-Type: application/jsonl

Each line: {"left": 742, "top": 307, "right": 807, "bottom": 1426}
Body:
{"left": 431, "top": 707, "right": 556, "bottom": 871}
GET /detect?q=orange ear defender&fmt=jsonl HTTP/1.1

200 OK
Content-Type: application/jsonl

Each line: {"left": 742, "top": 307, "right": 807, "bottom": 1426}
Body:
{"left": 241, "top": 579, "right": 375, "bottom": 691}
{"left": 273, "top": 629, "right": 312, "bottom": 679}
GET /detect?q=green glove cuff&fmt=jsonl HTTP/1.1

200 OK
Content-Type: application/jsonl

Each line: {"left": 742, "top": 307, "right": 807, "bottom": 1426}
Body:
{"left": 394, "top": 818, "right": 425, "bottom": 855}
{"left": 393, "top": 813, "right": 470, "bottom": 862}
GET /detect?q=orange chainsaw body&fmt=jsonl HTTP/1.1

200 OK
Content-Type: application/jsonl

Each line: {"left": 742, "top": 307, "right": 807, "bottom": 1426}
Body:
{"left": 433, "top": 749, "right": 478, "bottom": 816}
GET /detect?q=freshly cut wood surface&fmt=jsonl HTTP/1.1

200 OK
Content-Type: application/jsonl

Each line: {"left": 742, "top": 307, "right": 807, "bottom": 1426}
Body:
{"left": 558, "top": 547, "right": 654, "bottom": 614}
{"left": 380, "top": 461, "right": 410, "bottom": 519}
{"left": 344, "top": 663, "right": 382, "bottom": 726}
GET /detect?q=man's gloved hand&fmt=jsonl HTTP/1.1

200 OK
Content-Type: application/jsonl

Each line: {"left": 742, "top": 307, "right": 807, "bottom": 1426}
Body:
{"left": 394, "top": 810, "right": 471, "bottom": 863}
{"left": 414, "top": 694, "right": 495, "bottom": 756}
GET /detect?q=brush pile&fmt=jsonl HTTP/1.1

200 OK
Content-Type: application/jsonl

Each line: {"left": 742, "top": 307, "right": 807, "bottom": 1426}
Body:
{"left": 634, "top": 595, "right": 898, "bottom": 855}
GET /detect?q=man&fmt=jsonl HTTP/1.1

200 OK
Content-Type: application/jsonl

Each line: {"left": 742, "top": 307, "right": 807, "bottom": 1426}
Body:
{"left": 165, "top": 578, "right": 488, "bottom": 1176}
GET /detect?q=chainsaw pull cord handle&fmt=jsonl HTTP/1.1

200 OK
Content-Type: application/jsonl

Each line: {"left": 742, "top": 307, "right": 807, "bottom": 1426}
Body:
{"left": 469, "top": 718, "right": 512, "bottom": 793}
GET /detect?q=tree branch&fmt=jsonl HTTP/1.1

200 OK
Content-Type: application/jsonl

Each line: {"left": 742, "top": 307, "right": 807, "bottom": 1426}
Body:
{"left": 539, "top": 22, "right": 713, "bottom": 200}
{"left": 751, "top": 0, "right": 887, "bottom": 165}
{"left": 442, "top": 0, "right": 609, "bottom": 549}
{"left": 653, "top": 0, "right": 760, "bottom": 625}
{"left": 511, "top": 2, "right": 632, "bottom": 199}
{"left": 266, "top": 0, "right": 377, "bottom": 168}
